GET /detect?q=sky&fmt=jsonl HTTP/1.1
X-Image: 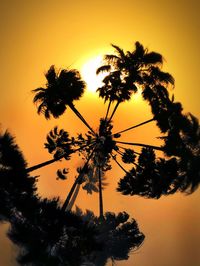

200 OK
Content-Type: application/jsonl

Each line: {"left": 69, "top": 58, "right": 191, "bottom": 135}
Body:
{"left": 0, "top": 0, "right": 200, "bottom": 265}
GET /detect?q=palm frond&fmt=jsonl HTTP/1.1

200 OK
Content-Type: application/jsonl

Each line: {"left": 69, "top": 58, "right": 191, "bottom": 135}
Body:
{"left": 151, "top": 67, "right": 175, "bottom": 85}
{"left": 143, "top": 52, "right": 163, "bottom": 65}
{"left": 96, "top": 65, "right": 111, "bottom": 75}
{"left": 32, "top": 90, "right": 46, "bottom": 104}
{"left": 104, "top": 54, "right": 119, "bottom": 63}
{"left": 36, "top": 102, "right": 46, "bottom": 114}
{"left": 111, "top": 44, "right": 125, "bottom": 59}
{"left": 45, "top": 65, "right": 57, "bottom": 84}
{"left": 56, "top": 168, "right": 68, "bottom": 180}
{"left": 32, "top": 87, "right": 46, "bottom": 93}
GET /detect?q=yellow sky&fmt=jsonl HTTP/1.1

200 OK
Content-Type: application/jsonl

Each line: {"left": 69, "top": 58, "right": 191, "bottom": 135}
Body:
{"left": 0, "top": 1, "right": 200, "bottom": 266}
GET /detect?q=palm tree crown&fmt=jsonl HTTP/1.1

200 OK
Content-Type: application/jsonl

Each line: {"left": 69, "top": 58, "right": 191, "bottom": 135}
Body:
{"left": 33, "top": 65, "right": 86, "bottom": 119}
{"left": 96, "top": 42, "right": 174, "bottom": 122}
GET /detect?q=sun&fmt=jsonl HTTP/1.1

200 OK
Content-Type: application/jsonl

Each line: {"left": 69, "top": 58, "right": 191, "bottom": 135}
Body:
{"left": 80, "top": 54, "right": 143, "bottom": 102}
{"left": 80, "top": 55, "right": 106, "bottom": 93}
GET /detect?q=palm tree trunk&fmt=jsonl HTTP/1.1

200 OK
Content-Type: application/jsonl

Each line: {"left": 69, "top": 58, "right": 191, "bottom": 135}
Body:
{"left": 113, "top": 118, "right": 155, "bottom": 136}
{"left": 116, "top": 141, "right": 163, "bottom": 151}
{"left": 66, "top": 183, "right": 81, "bottom": 211}
{"left": 26, "top": 157, "right": 60, "bottom": 173}
{"left": 68, "top": 103, "right": 95, "bottom": 134}
{"left": 26, "top": 144, "right": 91, "bottom": 173}
{"left": 61, "top": 177, "right": 80, "bottom": 212}
{"left": 105, "top": 100, "right": 111, "bottom": 121}
{"left": 98, "top": 167, "right": 104, "bottom": 220}
{"left": 61, "top": 148, "right": 95, "bottom": 212}
{"left": 108, "top": 100, "right": 120, "bottom": 122}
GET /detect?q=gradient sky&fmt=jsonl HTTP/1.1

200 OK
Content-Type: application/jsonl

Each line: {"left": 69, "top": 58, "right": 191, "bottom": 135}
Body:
{"left": 0, "top": 1, "right": 200, "bottom": 266}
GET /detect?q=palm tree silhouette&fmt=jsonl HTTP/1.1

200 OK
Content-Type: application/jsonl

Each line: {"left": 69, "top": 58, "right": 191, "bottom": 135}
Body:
{"left": 29, "top": 42, "right": 199, "bottom": 217}
{"left": 26, "top": 127, "right": 94, "bottom": 173}
{"left": 0, "top": 136, "right": 144, "bottom": 266}
{"left": 0, "top": 130, "right": 37, "bottom": 221}
{"left": 96, "top": 41, "right": 173, "bottom": 123}
{"left": 33, "top": 65, "right": 95, "bottom": 134}
{"left": 74, "top": 207, "right": 145, "bottom": 266}
{"left": 7, "top": 197, "right": 102, "bottom": 266}
{"left": 117, "top": 112, "right": 200, "bottom": 198}
{"left": 29, "top": 42, "right": 200, "bottom": 221}
{"left": 1, "top": 40, "right": 200, "bottom": 266}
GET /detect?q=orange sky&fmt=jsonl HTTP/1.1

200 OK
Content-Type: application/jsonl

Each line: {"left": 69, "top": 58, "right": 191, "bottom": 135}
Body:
{"left": 0, "top": 1, "right": 200, "bottom": 266}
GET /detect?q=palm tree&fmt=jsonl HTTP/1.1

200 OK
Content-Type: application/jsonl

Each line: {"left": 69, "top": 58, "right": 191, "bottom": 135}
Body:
{"left": 2, "top": 39, "right": 200, "bottom": 266}
{"left": 26, "top": 126, "right": 95, "bottom": 173}
{"left": 30, "top": 42, "right": 200, "bottom": 218}
{"left": 25, "top": 143, "right": 90, "bottom": 173}
{"left": 117, "top": 112, "right": 200, "bottom": 198}
{"left": 96, "top": 42, "right": 173, "bottom": 124}
{"left": 33, "top": 65, "right": 95, "bottom": 134}
{"left": 0, "top": 130, "right": 37, "bottom": 221}
{"left": 7, "top": 197, "right": 100, "bottom": 266}
{"left": 77, "top": 209, "right": 145, "bottom": 266}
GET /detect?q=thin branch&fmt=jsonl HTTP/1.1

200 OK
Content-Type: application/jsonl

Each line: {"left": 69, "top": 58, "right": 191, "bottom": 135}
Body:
{"left": 111, "top": 153, "right": 129, "bottom": 175}
{"left": 105, "top": 100, "right": 111, "bottom": 121}
{"left": 115, "top": 149, "right": 123, "bottom": 156}
{"left": 66, "top": 183, "right": 81, "bottom": 211}
{"left": 108, "top": 100, "right": 120, "bottom": 122}
{"left": 133, "top": 162, "right": 143, "bottom": 170}
{"left": 26, "top": 143, "right": 94, "bottom": 173}
{"left": 115, "top": 149, "right": 140, "bottom": 167}
{"left": 98, "top": 166, "right": 104, "bottom": 220}
{"left": 68, "top": 103, "right": 96, "bottom": 135}
{"left": 113, "top": 118, "right": 155, "bottom": 135}
{"left": 117, "top": 145, "right": 141, "bottom": 155}
{"left": 61, "top": 146, "right": 96, "bottom": 212}
{"left": 116, "top": 141, "right": 163, "bottom": 151}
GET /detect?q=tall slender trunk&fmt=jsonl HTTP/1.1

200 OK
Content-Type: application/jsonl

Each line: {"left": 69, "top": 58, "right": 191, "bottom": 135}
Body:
{"left": 26, "top": 157, "right": 60, "bottom": 173}
{"left": 66, "top": 183, "right": 81, "bottom": 211}
{"left": 98, "top": 167, "right": 104, "bottom": 220}
{"left": 26, "top": 144, "right": 91, "bottom": 173}
{"left": 105, "top": 100, "right": 111, "bottom": 121}
{"left": 61, "top": 148, "right": 95, "bottom": 212}
{"left": 61, "top": 177, "right": 80, "bottom": 212}
{"left": 113, "top": 118, "right": 155, "bottom": 136}
{"left": 108, "top": 101, "right": 120, "bottom": 122}
{"left": 116, "top": 141, "right": 163, "bottom": 151}
{"left": 68, "top": 103, "right": 95, "bottom": 134}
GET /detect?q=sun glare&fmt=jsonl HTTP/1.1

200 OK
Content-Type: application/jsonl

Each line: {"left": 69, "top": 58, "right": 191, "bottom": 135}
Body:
{"left": 80, "top": 55, "right": 106, "bottom": 93}
{"left": 80, "top": 55, "right": 143, "bottom": 102}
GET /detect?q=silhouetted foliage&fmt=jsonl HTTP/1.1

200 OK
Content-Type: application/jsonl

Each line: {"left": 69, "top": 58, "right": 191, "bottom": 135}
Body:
{"left": 0, "top": 130, "right": 144, "bottom": 265}
{"left": 74, "top": 208, "right": 144, "bottom": 266}
{"left": 33, "top": 66, "right": 85, "bottom": 119}
{"left": 117, "top": 115, "right": 200, "bottom": 197}
{"left": 1, "top": 40, "right": 200, "bottom": 265}
{"left": 7, "top": 199, "right": 100, "bottom": 266}
{"left": 0, "top": 130, "right": 37, "bottom": 221}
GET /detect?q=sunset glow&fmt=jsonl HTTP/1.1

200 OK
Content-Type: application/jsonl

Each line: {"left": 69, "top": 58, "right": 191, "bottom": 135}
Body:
{"left": 0, "top": 1, "right": 200, "bottom": 266}
{"left": 81, "top": 55, "right": 105, "bottom": 93}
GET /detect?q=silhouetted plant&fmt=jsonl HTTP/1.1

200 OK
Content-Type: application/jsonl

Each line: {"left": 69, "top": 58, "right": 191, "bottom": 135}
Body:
{"left": 0, "top": 130, "right": 143, "bottom": 265}
{"left": 32, "top": 65, "right": 95, "bottom": 133}
{"left": 74, "top": 207, "right": 144, "bottom": 266}
{"left": 7, "top": 198, "right": 100, "bottom": 266}
{"left": 30, "top": 40, "right": 199, "bottom": 254}
{"left": 0, "top": 130, "right": 37, "bottom": 221}
{"left": 1, "top": 40, "right": 200, "bottom": 265}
